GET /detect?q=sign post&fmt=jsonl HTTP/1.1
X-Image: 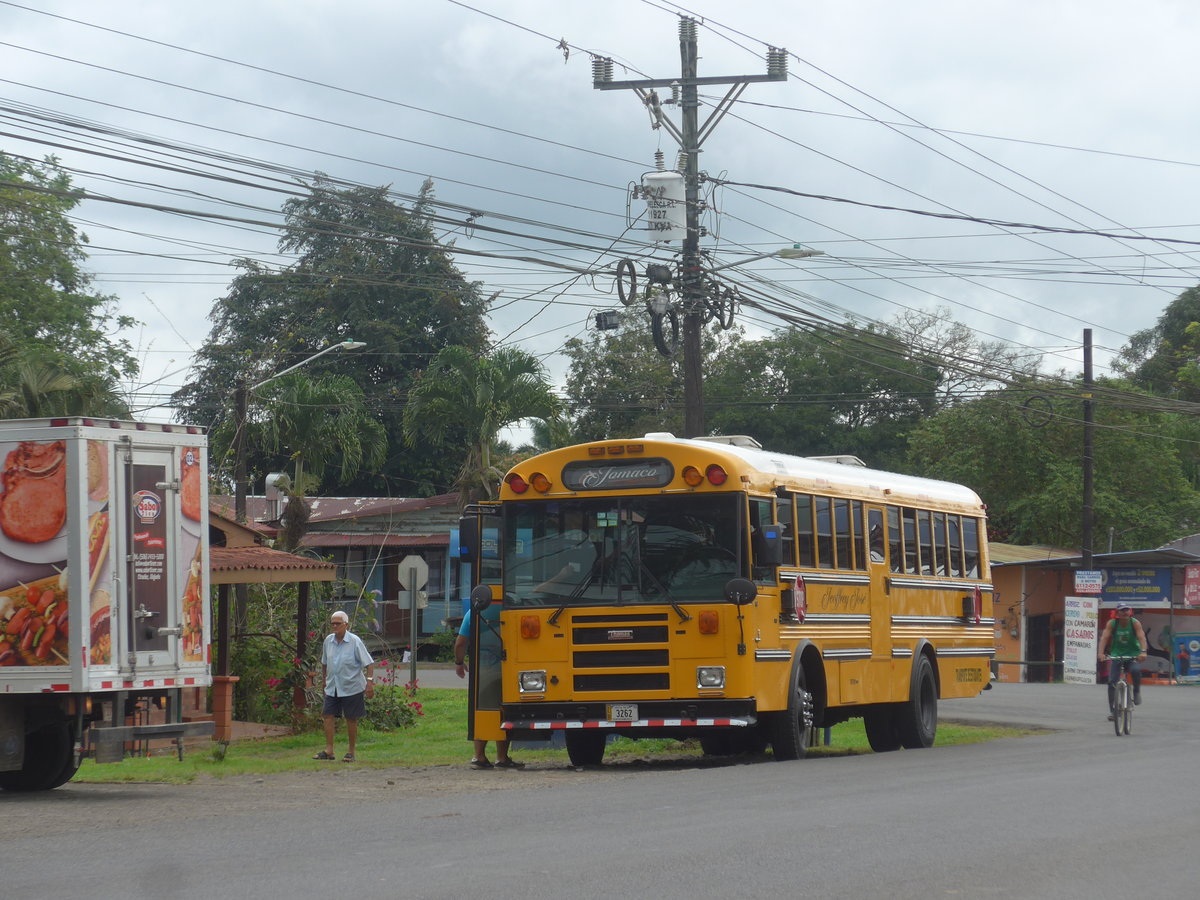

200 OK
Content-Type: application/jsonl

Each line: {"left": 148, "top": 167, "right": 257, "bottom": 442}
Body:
{"left": 398, "top": 555, "right": 429, "bottom": 685}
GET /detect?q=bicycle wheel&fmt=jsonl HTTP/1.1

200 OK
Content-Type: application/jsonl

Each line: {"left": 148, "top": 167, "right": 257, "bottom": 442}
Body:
{"left": 1122, "top": 685, "right": 1133, "bottom": 735}
{"left": 1112, "top": 682, "right": 1124, "bottom": 736}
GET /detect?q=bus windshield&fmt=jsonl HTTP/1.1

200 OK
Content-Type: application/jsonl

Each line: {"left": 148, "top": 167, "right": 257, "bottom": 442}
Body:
{"left": 503, "top": 494, "right": 743, "bottom": 607}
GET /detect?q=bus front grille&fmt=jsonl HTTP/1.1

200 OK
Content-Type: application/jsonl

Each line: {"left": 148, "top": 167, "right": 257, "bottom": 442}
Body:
{"left": 570, "top": 613, "right": 671, "bottom": 693}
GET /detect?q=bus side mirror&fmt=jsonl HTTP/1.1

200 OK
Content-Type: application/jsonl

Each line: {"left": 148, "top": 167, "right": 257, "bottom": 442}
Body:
{"left": 470, "top": 584, "right": 494, "bottom": 614}
{"left": 458, "top": 516, "right": 479, "bottom": 560}
{"left": 755, "top": 526, "right": 783, "bottom": 567}
{"left": 724, "top": 577, "right": 757, "bottom": 606}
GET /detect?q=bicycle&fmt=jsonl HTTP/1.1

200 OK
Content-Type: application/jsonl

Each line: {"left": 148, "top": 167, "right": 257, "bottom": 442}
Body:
{"left": 1105, "top": 655, "right": 1139, "bottom": 736}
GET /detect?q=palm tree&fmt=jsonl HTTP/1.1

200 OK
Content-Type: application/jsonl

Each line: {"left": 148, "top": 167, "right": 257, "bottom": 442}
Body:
{"left": 250, "top": 373, "right": 387, "bottom": 550}
{"left": 0, "top": 335, "right": 129, "bottom": 419}
{"left": 402, "top": 346, "right": 561, "bottom": 503}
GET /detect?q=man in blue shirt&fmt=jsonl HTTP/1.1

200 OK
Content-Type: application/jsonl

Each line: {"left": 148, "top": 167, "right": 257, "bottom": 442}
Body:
{"left": 455, "top": 608, "right": 523, "bottom": 769}
{"left": 315, "top": 610, "right": 374, "bottom": 762}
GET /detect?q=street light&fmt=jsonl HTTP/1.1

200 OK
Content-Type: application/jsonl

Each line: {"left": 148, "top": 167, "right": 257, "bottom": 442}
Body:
{"left": 706, "top": 245, "right": 824, "bottom": 274}
{"left": 235, "top": 340, "right": 367, "bottom": 523}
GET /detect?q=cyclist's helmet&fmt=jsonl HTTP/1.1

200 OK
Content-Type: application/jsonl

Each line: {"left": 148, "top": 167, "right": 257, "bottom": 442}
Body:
{"left": 1116, "top": 603, "right": 1133, "bottom": 612}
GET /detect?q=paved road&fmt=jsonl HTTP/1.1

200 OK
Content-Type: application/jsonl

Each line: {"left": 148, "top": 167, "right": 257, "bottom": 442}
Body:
{"left": 5, "top": 680, "right": 1197, "bottom": 899}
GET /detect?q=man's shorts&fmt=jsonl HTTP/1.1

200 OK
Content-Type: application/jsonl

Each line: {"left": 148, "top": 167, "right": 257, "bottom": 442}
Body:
{"left": 323, "top": 691, "right": 366, "bottom": 719}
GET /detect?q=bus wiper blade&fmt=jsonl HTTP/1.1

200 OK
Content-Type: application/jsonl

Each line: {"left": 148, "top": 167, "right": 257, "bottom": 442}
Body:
{"left": 547, "top": 574, "right": 592, "bottom": 626}
{"left": 637, "top": 560, "right": 691, "bottom": 624}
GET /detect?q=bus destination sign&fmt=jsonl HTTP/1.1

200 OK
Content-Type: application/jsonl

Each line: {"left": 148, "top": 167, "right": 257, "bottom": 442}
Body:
{"left": 561, "top": 458, "right": 675, "bottom": 491}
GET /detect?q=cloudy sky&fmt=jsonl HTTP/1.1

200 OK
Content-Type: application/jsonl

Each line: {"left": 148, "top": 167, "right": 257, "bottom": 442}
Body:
{"left": 4, "top": 0, "right": 1199, "bottom": 426}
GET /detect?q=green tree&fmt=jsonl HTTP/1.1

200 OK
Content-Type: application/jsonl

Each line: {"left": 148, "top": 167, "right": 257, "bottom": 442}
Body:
{"left": 174, "top": 175, "right": 488, "bottom": 496}
{"left": 906, "top": 377, "right": 1200, "bottom": 548}
{"left": 242, "top": 373, "right": 387, "bottom": 550}
{"left": 402, "top": 346, "right": 560, "bottom": 503}
{"left": 0, "top": 335, "right": 129, "bottom": 419}
{"left": 0, "top": 153, "right": 139, "bottom": 385}
{"left": 1117, "top": 283, "right": 1200, "bottom": 399}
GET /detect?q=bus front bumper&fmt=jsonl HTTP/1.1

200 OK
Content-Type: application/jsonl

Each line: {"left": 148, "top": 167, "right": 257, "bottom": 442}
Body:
{"left": 500, "top": 699, "right": 757, "bottom": 740}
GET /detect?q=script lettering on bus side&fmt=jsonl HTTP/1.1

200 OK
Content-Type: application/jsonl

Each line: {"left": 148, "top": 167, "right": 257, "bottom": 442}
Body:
{"left": 821, "top": 587, "right": 868, "bottom": 612}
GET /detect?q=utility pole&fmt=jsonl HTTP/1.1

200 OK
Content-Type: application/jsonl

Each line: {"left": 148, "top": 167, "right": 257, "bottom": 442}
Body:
{"left": 1082, "top": 329, "right": 1094, "bottom": 567}
{"left": 594, "top": 17, "right": 787, "bottom": 437}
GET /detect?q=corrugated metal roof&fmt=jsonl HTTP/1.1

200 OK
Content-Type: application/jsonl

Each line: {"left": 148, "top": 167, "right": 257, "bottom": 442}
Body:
{"left": 298, "top": 533, "right": 450, "bottom": 548}
{"left": 988, "top": 543, "right": 1076, "bottom": 565}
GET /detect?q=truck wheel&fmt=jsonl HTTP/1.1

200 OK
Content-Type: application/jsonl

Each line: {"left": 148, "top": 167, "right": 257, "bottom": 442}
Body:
{"left": 896, "top": 655, "right": 938, "bottom": 749}
{"left": 768, "top": 662, "right": 812, "bottom": 761}
{"left": 864, "top": 707, "right": 902, "bottom": 752}
{"left": 0, "top": 720, "right": 72, "bottom": 792}
{"left": 565, "top": 731, "right": 607, "bottom": 766}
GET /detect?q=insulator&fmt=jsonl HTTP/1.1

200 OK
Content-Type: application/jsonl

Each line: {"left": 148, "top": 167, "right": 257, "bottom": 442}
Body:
{"left": 767, "top": 47, "right": 788, "bottom": 78}
{"left": 654, "top": 150, "right": 666, "bottom": 171}
{"left": 592, "top": 56, "right": 614, "bottom": 83}
{"left": 679, "top": 16, "right": 696, "bottom": 42}
{"left": 675, "top": 150, "right": 688, "bottom": 173}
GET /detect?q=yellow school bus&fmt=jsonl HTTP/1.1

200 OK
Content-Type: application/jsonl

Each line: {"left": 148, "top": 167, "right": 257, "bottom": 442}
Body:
{"left": 459, "top": 433, "right": 993, "bottom": 765}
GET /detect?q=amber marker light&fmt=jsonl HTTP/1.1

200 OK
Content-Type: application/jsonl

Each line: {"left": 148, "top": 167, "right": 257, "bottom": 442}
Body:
{"left": 698, "top": 610, "right": 720, "bottom": 634}
{"left": 530, "top": 472, "right": 552, "bottom": 493}
{"left": 682, "top": 465, "right": 704, "bottom": 487}
{"left": 521, "top": 615, "right": 541, "bottom": 639}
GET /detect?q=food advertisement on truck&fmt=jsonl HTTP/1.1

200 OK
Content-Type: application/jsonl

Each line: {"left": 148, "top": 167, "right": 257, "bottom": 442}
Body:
{"left": 0, "top": 439, "right": 71, "bottom": 667}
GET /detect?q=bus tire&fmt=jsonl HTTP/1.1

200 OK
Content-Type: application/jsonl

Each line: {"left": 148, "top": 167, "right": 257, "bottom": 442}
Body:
{"left": 863, "top": 708, "right": 902, "bottom": 753}
{"left": 896, "top": 655, "right": 938, "bottom": 749}
{"left": 565, "top": 731, "right": 607, "bottom": 766}
{"left": 768, "top": 662, "right": 812, "bottom": 761}
{"left": 0, "top": 719, "right": 73, "bottom": 792}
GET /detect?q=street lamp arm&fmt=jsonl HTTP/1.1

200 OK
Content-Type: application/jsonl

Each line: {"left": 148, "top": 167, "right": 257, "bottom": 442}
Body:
{"left": 250, "top": 340, "right": 366, "bottom": 390}
{"left": 706, "top": 246, "right": 824, "bottom": 275}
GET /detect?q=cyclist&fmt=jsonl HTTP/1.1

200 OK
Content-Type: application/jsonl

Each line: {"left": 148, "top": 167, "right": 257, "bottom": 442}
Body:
{"left": 1098, "top": 602, "right": 1148, "bottom": 713}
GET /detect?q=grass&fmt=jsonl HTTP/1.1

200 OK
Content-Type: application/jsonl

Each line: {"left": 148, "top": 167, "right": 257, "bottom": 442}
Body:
{"left": 74, "top": 687, "right": 1025, "bottom": 784}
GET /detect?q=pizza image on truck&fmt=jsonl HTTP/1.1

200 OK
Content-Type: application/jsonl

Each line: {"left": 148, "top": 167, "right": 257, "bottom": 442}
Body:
{"left": 0, "top": 417, "right": 214, "bottom": 791}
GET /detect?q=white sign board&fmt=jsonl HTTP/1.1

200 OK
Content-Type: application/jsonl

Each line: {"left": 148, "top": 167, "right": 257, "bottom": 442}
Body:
{"left": 1062, "top": 595, "right": 1100, "bottom": 684}
{"left": 397, "top": 554, "right": 429, "bottom": 591}
{"left": 1074, "top": 570, "right": 1103, "bottom": 594}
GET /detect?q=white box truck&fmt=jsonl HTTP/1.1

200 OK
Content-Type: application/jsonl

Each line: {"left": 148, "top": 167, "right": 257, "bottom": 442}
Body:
{"left": 0, "top": 417, "right": 214, "bottom": 791}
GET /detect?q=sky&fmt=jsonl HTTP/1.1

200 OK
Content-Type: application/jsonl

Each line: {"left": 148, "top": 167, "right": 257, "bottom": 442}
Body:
{"left": 4, "top": 0, "right": 1200, "bottom": 433}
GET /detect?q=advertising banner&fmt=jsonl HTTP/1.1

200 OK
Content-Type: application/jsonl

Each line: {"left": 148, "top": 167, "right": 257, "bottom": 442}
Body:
{"left": 1062, "top": 595, "right": 1100, "bottom": 685}
{"left": 1099, "top": 568, "right": 1172, "bottom": 608}
{"left": 1184, "top": 566, "right": 1200, "bottom": 608}
{"left": 1175, "top": 635, "right": 1200, "bottom": 684}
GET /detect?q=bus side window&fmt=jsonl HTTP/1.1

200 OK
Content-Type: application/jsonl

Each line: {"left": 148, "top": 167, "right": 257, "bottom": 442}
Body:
{"left": 852, "top": 500, "right": 865, "bottom": 570}
{"left": 917, "top": 510, "right": 934, "bottom": 576}
{"left": 750, "top": 497, "right": 775, "bottom": 581}
{"left": 815, "top": 497, "right": 833, "bottom": 569}
{"left": 833, "top": 498, "right": 852, "bottom": 570}
{"left": 796, "top": 494, "right": 815, "bottom": 567}
{"left": 962, "top": 517, "right": 981, "bottom": 578}
{"left": 868, "top": 507, "right": 885, "bottom": 564}
{"left": 947, "top": 516, "right": 964, "bottom": 577}
{"left": 933, "top": 512, "right": 949, "bottom": 576}
{"left": 902, "top": 508, "right": 919, "bottom": 575}
{"left": 887, "top": 506, "right": 902, "bottom": 573}
{"left": 776, "top": 496, "right": 796, "bottom": 566}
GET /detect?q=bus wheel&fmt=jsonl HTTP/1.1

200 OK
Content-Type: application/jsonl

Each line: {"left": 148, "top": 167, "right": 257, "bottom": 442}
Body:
{"left": 864, "top": 708, "right": 902, "bottom": 753}
{"left": 0, "top": 719, "right": 73, "bottom": 792}
{"left": 565, "top": 731, "right": 607, "bottom": 767}
{"left": 768, "top": 664, "right": 812, "bottom": 761}
{"left": 896, "top": 655, "right": 938, "bottom": 749}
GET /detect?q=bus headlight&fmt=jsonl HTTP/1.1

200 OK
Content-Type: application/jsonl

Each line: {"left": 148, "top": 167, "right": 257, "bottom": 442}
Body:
{"left": 696, "top": 666, "right": 726, "bottom": 689}
{"left": 519, "top": 670, "right": 547, "bottom": 693}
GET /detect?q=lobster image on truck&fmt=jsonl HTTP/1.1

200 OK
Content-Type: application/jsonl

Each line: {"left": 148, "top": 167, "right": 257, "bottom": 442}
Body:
{"left": 0, "top": 417, "right": 213, "bottom": 791}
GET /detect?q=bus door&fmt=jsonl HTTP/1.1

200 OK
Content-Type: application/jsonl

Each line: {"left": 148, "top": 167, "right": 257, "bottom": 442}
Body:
{"left": 866, "top": 506, "right": 892, "bottom": 660}
{"left": 458, "top": 506, "right": 505, "bottom": 743}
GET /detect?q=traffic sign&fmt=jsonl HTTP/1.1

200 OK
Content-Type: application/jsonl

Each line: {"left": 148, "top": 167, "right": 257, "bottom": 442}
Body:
{"left": 398, "top": 555, "right": 429, "bottom": 591}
